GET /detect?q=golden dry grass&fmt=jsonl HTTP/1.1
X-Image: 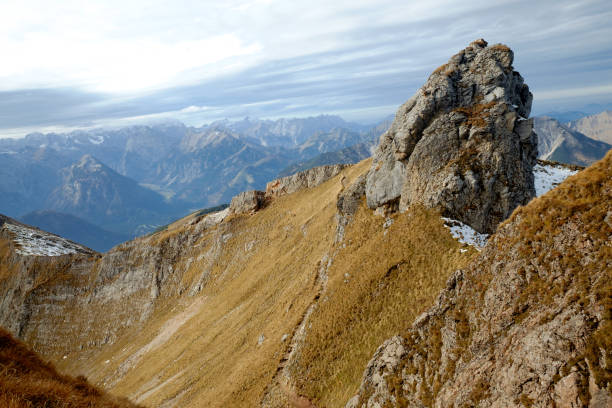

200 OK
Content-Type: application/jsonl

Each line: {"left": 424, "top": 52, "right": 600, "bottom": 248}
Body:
{"left": 66, "top": 161, "right": 373, "bottom": 407}
{"left": 290, "top": 204, "right": 475, "bottom": 407}
{"left": 0, "top": 327, "right": 140, "bottom": 408}
{"left": 2, "top": 158, "right": 480, "bottom": 407}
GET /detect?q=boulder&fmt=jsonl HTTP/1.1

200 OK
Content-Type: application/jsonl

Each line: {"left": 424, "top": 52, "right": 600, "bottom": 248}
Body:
{"left": 229, "top": 190, "right": 266, "bottom": 214}
{"left": 335, "top": 174, "right": 367, "bottom": 242}
{"left": 366, "top": 39, "right": 538, "bottom": 234}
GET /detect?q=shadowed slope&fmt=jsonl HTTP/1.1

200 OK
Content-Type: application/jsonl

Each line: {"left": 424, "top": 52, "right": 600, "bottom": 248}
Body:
{"left": 0, "top": 327, "right": 141, "bottom": 408}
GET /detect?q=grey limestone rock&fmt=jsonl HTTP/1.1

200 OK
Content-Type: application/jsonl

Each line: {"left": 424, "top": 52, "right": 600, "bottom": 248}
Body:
{"left": 229, "top": 190, "right": 266, "bottom": 214}
{"left": 337, "top": 174, "right": 367, "bottom": 218}
{"left": 366, "top": 39, "right": 537, "bottom": 234}
{"left": 335, "top": 174, "right": 367, "bottom": 242}
{"left": 266, "top": 164, "right": 349, "bottom": 197}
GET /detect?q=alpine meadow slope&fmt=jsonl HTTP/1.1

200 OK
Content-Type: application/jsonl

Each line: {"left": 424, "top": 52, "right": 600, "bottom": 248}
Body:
{"left": 0, "top": 39, "right": 609, "bottom": 408}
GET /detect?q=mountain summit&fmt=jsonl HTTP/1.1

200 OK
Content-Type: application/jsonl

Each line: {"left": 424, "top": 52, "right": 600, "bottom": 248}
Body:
{"left": 366, "top": 39, "right": 537, "bottom": 233}
{"left": 46, "top": 154, "right": 173, "bottom": 234}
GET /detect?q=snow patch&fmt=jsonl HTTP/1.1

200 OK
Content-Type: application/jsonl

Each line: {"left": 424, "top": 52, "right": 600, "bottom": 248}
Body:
{"left": 89, "top": 135, "right": 104, "bottom": 145}
{"left": 206, "top": 207, "right": 230, "bottom": 224}
{"left": 533, "top": 163, "right": 578, "bottom": 197}
{"left": 3, "top": 222, "right": 90, "bottom": 256}
{"left": 442, "top": 217, "right": 489, "bottom": 250}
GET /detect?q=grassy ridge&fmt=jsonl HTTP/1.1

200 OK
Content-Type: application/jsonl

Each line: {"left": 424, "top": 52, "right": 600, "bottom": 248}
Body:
{"left": 0, "top": 327, "right": 140, "bottom": 408}
{"left": 291, "top": 204, "right": 475, "bottom": 406}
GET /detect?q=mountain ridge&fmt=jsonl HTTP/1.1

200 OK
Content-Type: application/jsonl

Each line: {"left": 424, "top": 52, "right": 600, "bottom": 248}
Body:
{"left": 19, "top": 210, "right": 130, "bottom": 252}
{"left": 0, "top": 40, "right": 609, "bottom": 408}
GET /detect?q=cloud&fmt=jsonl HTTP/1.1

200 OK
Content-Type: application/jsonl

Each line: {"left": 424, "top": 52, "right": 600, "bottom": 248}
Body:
{"left": 0, "top": 0, "right": 611, "bottom": 136}
{"left": 535, "top": 84, "right": 612, "bottom": 101}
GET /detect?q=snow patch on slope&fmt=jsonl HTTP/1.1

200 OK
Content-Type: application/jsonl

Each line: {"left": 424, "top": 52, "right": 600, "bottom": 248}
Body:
{"left": 206, "top": 207, "right": 230, "bottom": 224}
{"left": 442, "top": 218, "right": 489, "bottom": 250}
{"left": 442, "top": 163, "right": 578, "bottom": 250}
{"left": 89, "top": 135, "right": 104, "bottom": 145}
{"left": 533, "top": 163, "right": 578, "bottom": 197}
{"left": 2, "top": 222, "right": 91, "bottom": 256}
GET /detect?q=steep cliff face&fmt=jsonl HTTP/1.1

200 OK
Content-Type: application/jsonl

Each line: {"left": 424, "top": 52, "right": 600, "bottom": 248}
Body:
{"left": 0, "top": 197, "right": 236, "bottom": 365}
{"left": 348, "top": 151, "right": 612, "bottom": 408}
{"left": 366, "top": 39, "right": 537, "bottom": 233}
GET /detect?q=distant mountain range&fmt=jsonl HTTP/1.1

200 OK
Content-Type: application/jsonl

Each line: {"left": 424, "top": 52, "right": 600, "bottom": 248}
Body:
{"left": 46, "top": 154, "right": 181, "bottom": 234}
{"left": 1, "top": 111, "right": 610, "bottom": 251}
{"left": 0, "top": 115, "right": 385, "bottom": 248}
{"left": 209, "top": 114, "right": 369, "bottom": 147}
{"left": 567, "top": 110, "right": 612, "bottom": 144}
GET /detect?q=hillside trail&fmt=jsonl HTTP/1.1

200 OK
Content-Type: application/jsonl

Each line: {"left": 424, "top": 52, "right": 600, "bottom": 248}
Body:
{"left": 261, "top": 251, "right": 334, "bottom": 408}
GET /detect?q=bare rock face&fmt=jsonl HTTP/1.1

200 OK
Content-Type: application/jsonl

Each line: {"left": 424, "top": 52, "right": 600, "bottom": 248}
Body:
{"left": 0, "top": 207, "right": 233, "bottom": 363}
{"left": 348, "top": 151, "right": 612, "bottom": 407}
{"left": 335, "top": 173, "right": 367, "bottom": 242}
{"left": 229, "top": 190, "right": 266, "bottom": 214}
{"left": 266, "top": 164, "right": 349, "bottom": 197}
{"left": 366, "top": 39, "right": 537, "bottom": 234}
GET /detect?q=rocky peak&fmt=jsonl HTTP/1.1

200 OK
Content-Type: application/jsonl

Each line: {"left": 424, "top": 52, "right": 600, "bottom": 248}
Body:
{"left": 76, "top": 154, "right": 104, "bottom": 172}
{"left": 349, "top": 150, "right": 612, "bottom": 408}
{"left": 366, "top": 39, "right": 537, "bottom": 233}
{"left": 568, "top": 110, "right": 612, "bottom": 144}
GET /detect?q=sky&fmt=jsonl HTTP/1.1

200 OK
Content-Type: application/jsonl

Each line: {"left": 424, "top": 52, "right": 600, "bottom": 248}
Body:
{"left": 1, "top": 0, "right": 611, "bottom": 138}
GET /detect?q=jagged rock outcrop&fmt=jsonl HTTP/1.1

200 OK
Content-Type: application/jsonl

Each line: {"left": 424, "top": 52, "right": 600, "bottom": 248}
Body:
{"left": 266, "top": 164, "right": 349, "bottom": 197}
{"left": 228, "top": 165, "right": 351, "bottom": 216}
{"left": 348, "top": 151, "right": 612, "bottom": 407}
{"left": 366, "top": 39, "right": 537, "bottom": 233}
{"left": 335, "top": 174, "right": 367, "bottom": 242}
{"left": 229, "top": 190, "right": 267, "bottom": 214}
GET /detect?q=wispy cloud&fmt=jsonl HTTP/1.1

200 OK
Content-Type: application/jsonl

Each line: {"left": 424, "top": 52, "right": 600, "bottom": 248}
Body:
{"left": 1, "top": 0, "right": 611, "bottom": 137}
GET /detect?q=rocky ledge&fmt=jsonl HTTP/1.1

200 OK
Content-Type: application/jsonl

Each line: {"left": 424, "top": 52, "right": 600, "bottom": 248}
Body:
{"left": 230, "top": 164, "right": 349, "bottom": 214}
